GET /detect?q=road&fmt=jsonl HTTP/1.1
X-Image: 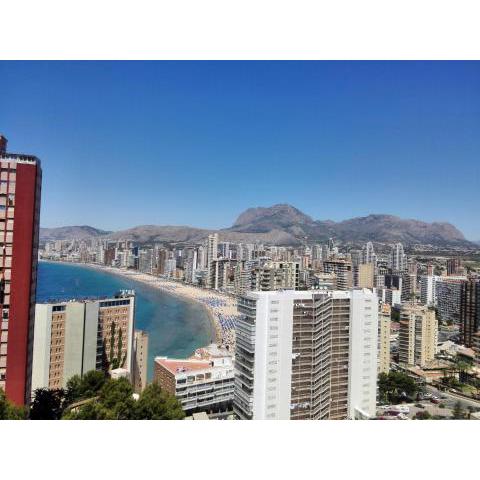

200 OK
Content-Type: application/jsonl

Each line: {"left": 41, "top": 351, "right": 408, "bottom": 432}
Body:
{"left": 425, "top": 385, "right": 480, "bottom": 411}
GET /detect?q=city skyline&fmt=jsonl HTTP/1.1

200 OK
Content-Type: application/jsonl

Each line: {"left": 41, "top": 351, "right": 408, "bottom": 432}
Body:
{"left": 1, "top": 61, "right": 479, "bottom": 239}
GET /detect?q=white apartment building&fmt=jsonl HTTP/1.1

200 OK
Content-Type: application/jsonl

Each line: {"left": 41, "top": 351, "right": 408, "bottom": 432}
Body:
{"left": 206, "top": 233, "right": 218, "bottom": 288}
{"left": 391, "top": 243, "right": 407, "bottom": 273}
{"left": 233, "top": 289, "right": 378, "bottom": 420}
{"left": 420, "top": 275, "right": 436, "bottom": 306}
{"left": 420, "top": 275, "right": 467, "bottom": 324}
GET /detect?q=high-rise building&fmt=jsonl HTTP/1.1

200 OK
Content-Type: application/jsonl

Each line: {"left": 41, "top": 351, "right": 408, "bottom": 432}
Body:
{"left": 435, "top": 276, "right": 466, "bottom": 324}
{"left": 206, "top": 233, "right": 218, "bottom": 288}
{"left": 184, "top": 247, "right": 198, "bottom": 284}
{"left": 391, "top": 243, "right": 407, "bottom": 273}
{"left": 362, "top": 241, "right": 376, "bottom": 265}
{"left": 460, "top": 280, "right": 480, "bottom": 347}
{"left": 250, "top": 261, "right": 300, "bottom": 291}
{"left": 133, "top": 330, "right": 149, "bottom": 393}
{"left": 357, "top": 263, "right": 374, "bottom": 289}
{"left": 138, "top": 248, "right": 154, "bottom": 274}
{"left": 401, "top": 273, "right": 417, "bottom": 302}
{"left": 399, "top": 304, "right": 437, "bottom": 367}
{"left": 31, "top": 291, "right": 135, "bottom": 394}
{"left": 378, "top": 304, "right": 391, "bottom": 374}
{"left": 234, "top": 289, "right": 378, "bottom": 420}
{"left": 447, "top": 258, "right": 462, "bottom": 276}
{"left": 420, "top": 275, "right": 436, "bottom": 306}
{"left": 322, "top": 259, "right": 353, "bottom": 290}
{"left": 0, "top": 135, "right": 42, "bottom": 405}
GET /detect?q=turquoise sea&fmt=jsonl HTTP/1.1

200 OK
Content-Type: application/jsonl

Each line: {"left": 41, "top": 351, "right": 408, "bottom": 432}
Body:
{"left": 36, "top": 261, "right": 214, "bottom": 380}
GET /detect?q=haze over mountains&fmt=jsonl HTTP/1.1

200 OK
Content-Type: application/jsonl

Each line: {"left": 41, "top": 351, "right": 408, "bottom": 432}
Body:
{"left": 40, "top": 204, "right": 475, "bottom": 248}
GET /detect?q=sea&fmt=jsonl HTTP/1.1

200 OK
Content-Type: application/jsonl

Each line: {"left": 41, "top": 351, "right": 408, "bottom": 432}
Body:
{"left": 36, "top": 261, "right": 214, "bottom": 380}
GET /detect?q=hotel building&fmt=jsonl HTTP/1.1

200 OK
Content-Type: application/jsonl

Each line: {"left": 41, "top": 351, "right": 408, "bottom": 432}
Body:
{"left": 0, "top": 135, "right": 42, "bottom": 405}
{"left": 154, "top": 355, "right": 234, "bottom": 415}
{"left": 31, "top": 291, "right": 135, "bottom": 393}
{"left": 233, "top": 289, "right": 378, "bottom": 420}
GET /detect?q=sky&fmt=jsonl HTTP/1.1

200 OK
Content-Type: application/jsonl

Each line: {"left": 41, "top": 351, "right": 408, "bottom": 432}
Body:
{"left": 0, "top": 61, "right": 479, "bottom": 239}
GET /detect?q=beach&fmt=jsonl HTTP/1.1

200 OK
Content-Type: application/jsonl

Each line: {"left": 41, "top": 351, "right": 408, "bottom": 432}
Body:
{"left": 55, "top": 262, "right": 239, "bottom": 352}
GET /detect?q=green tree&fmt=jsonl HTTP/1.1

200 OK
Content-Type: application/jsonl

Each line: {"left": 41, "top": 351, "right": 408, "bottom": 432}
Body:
{"left": 30, "top": 388, "right": 65, "bottom": 420}
{"left": 64, "top": 378, "right": 186, "bottom": 420}
{"left": 65, "top": 370, "right": 106, "bottom": 405}
{"left": 0, "top": 388, "right": 27, "bottom": 420}
{"left": 65, "top": 377, "right": 135, "bottom": 420}
{"left": 378, "top": 371, "right": 419, "bottom": 403}
{"left": 133, "top": 383, "right": 185, "bottom": 420}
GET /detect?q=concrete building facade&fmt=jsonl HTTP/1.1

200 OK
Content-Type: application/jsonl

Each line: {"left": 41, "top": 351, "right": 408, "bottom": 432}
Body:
{"left": 0, "top": 136, "right": 42, "bottom": 405}
{"left": 399, "top": 304, "right": 437, "bottom": 367}
{"left": 233, "top": 289, "right": 378, "bottom": 420}
{"left": 31, "top": 291, "right": 135, "bottom": 394}
{"left": 154, "top": 355, "right": 234, "bottom": 415}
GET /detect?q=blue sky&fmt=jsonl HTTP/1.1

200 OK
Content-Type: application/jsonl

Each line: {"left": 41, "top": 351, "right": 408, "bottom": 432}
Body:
{"left": 0, "top": 61, "right": 479, "bottom": 239}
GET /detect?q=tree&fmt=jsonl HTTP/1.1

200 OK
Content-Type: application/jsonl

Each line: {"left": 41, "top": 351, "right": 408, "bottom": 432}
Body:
{"left": 378, "top": 371, "right": 419, "bottom": 403}
{"left": 65, "top": 377, "right": 135, "bottom": 420}
{"left": 0, "top": 388, "right": 27, "bottom": 420}
{"left": 452, "top": 400, "right": 465, "bottom": 419}
{"left": 64, "top": 378, "right": 186, "bottom": 420}
{"left": 65, "top": 370, "right": 106, "bottom": 405}
{"left": 30, "top": 388, "right": 65, "bottom": 420}
{"left": 133, "top": 383, "right": 185, "bottom": 420}
{"left": 98, "top": 376, "right": 136, "bottom": 419}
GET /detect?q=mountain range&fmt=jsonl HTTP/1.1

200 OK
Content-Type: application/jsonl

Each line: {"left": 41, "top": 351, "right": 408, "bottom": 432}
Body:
{"left": 39, "top": 204, "right": 476, "bottom": 248}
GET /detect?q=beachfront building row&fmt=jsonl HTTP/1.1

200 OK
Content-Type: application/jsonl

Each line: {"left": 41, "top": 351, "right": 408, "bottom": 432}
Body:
{"left": 31, "top": 291, "right": 147, "bottom": 395}
{"left": 233, "top": 289, "right": 379, "bottom": 420}
{"left": 154, "top": 355, "right": 235, "bottom": 416}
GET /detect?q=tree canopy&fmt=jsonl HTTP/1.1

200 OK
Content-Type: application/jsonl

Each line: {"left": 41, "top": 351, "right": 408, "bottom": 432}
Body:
{"left": 30, "top": 388, "right": 65, "bottom": 420}
{"left": 0, "top": 388, "right": 27, "bottom": 420}
{"left": 63, "top": 375, "right": 185, "bottom": 420}
{"left": 378, "top": 371, "right": 420, "bottom": 403}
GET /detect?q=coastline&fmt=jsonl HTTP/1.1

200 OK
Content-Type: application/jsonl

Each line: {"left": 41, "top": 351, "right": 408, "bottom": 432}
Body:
{"left": 39, "top": 260, "right": 237, "bottom": 352}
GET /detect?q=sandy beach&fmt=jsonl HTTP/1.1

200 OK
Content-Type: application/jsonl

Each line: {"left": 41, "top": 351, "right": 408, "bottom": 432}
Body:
{"left": 54, "top": 262, "right": 239, "bottom": 352}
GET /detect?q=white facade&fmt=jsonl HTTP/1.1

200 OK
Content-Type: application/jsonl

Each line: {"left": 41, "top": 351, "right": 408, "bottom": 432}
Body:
{"left": 391, "top": 243, "right": 407, "bottom": 272}
{"left": 347, "top": 289, "right": 378, "bottom": 419}
{"left": 234, "top": 289, "right": 379, "bottom": 420}
{"left": 420, "top": 275, "right": 436, "bottom": 306}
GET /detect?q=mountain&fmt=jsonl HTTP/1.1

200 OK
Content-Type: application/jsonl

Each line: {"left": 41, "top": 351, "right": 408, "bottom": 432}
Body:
{"left": 232, "top": 204, "right": 314, "bottom": 232}
{"left": 39, "top": 204, "right": 476, "bottom": 248}
{"left": 226, "top": 206, "right": 473, "bottom": 247}
{"left": 40, "top": 225, "right": 111, "bottom": 243}
{"left": 327, "top": 214, "right": 469, "bottom": 246}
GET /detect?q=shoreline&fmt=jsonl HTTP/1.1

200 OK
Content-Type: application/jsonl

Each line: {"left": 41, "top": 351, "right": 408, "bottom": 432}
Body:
{"left": 39, "top": 260, "right": 237, "bottom": 353}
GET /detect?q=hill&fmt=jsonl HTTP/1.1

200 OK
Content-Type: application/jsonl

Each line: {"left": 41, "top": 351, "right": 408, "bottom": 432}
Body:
{"left": 39, "top": 204, "right": 476, "bottom": 248}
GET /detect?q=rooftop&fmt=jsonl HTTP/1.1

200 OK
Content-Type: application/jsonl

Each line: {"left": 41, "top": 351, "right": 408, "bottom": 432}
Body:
{"left": 155, "top": 357, "right": 212, "bottom": 375}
